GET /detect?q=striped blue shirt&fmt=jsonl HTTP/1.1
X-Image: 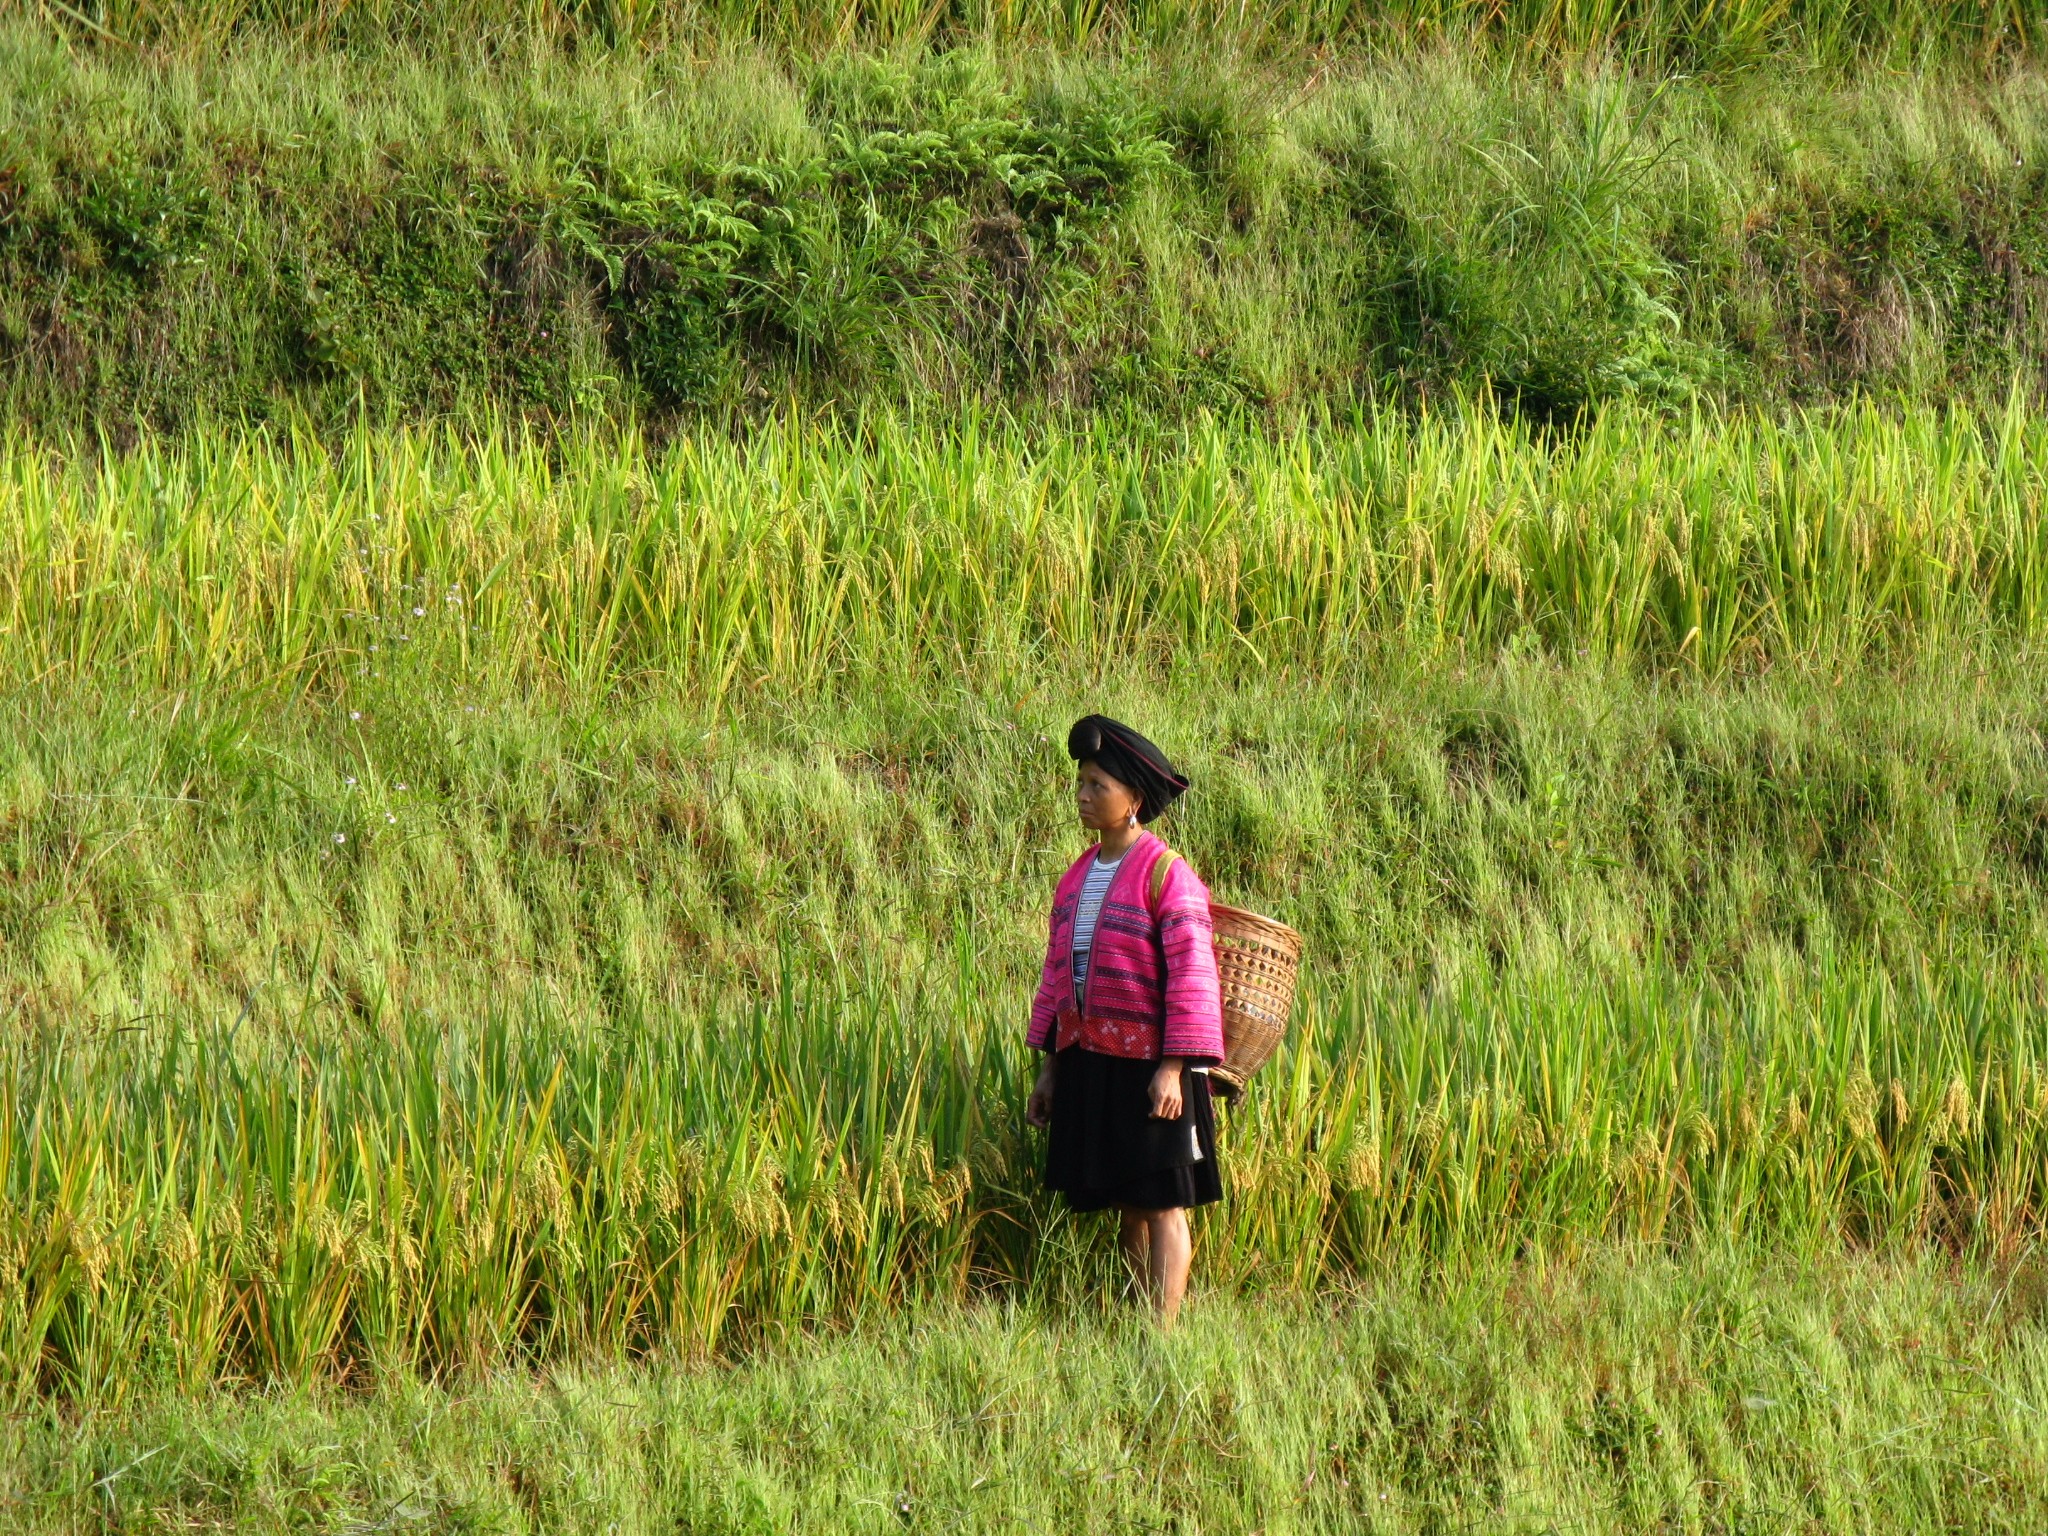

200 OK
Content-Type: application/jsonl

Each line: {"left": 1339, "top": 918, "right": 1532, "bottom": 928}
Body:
{"left": 1070, "top": 850, "right": 1125, "bottom": 1010}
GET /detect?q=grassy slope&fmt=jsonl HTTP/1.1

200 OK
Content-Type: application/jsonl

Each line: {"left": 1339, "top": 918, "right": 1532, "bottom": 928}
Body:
{"left": 7, "top": 1253, "right": 2046, "bottom": 1533}
{"left": 4, "top": 26, "right": 2048, "bottom": 428}
{"left": 11, "top": 645, "right": 2048, "bottom": 1028}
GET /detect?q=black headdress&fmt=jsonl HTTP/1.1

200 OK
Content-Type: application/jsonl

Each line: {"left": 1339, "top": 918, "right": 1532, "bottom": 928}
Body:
{"left": 1066, "top": 715, "right": 1190, "bottom": 823}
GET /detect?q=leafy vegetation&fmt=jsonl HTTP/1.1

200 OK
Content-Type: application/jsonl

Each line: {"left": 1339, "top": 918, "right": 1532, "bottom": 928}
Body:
{"left": 4, "top": 27, "right": 2048, "bottom": 426}
{"left": 31, "top": 0, "right": 2048, "bottom": 67}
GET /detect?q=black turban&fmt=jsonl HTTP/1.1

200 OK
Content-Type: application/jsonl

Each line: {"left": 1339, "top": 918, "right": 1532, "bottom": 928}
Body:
{"left": 1066, "top": 715, "right": 1190, "bottom": 823}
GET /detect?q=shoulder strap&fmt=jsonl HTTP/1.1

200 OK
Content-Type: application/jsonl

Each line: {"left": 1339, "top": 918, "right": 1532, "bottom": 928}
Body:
{"left": 1148, "top": 847, "right": 1179, "bottom": 918}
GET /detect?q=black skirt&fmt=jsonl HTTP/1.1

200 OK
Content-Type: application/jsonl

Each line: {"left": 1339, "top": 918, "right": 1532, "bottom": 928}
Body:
{"left": 1043, "top": 1046, "right": 1224, "bottom": 1213}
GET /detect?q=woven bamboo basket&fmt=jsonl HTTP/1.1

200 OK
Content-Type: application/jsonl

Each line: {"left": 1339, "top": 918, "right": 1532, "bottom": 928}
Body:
{"left": 1205, "top": 902, "right": 1305, "bottom": 1101}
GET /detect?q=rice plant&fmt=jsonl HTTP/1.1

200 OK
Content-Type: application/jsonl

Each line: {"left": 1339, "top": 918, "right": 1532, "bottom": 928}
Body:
{"left": 4, "top": 393, "right": 2046, "bottom": 1401}
{"left": 4, "top": 396, "right": 2046, "bottom": 699}
{"left": 5, "top": 959, "right": 2043, "bottom": 1401}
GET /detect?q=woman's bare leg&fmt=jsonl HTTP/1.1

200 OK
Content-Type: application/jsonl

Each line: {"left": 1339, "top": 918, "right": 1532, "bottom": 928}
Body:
{"left": 1116, "top": 1205, "right": 1191, "bottom": 1325}
{"left": 1118, "top": 1206, "right": 1151, "bottom": 1294}
{"left": 1146, "top": 1208, "right": 1191, "bottom": 1326}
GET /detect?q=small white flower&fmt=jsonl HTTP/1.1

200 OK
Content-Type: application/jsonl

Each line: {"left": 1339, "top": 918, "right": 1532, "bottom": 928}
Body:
{"left": 349, "top": 711, "right": 362, "bottom": 721}
{"left": 385, "top": 813, "right": 396, "bottom": 824}
{"left": 412, "top": 607, "right": 425, "bottom": 617}
{"left": 345, "top": 776, "right": 357, "bottom": 786}
{"left": 395, "top": 783, "right": 407, "bottom": 791}
{"left": 333, "top": 832, "right": 347, "bottom": 844}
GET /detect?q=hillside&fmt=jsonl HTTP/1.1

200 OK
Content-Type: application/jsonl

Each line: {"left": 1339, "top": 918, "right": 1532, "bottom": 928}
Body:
{"left": 4, "top": 23, "right": 2048, "bottom": 428}
{"left": 7, "top": 18, "right": 2048, "bottom": 1525}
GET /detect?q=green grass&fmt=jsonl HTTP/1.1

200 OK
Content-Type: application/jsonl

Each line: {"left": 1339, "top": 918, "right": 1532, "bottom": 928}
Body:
{"left": 6, "top": 26, "right": 2048, "bottom": 426}
{"left": 11, "top": 643, "right": 2048, "bottom": 1019}
{"left": 7, "top": 1253, "right": 2047, "bottom": 1532}
{"left": 34, "top": 0, "right": 2047, "bottom": 67}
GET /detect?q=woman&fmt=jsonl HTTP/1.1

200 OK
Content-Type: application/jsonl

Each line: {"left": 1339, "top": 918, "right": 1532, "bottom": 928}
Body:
{"left": 1024, "top": 714, "right": 1225, "bottom": 1326}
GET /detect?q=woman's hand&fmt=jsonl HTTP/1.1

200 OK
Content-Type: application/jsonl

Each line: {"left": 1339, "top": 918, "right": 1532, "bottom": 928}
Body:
{"left": 1025, "top": 1058, "right": 1057, "bottom": 1128}
{"left": 1148, "top": 1058, "right": 1186, "bottom": 1120}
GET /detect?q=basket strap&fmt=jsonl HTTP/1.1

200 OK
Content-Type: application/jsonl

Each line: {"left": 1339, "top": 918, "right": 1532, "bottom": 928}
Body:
{"left": 1148, "top": 847, "right": 1178, "bottom": 918}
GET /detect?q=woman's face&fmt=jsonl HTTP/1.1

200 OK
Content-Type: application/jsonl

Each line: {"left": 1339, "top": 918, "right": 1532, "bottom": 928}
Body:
{"left": 1075, "top": 760, "right": 1143, "bottom": 832}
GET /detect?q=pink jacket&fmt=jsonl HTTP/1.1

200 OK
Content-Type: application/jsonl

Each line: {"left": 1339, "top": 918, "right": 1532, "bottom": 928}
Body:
{"left": 1026, "top": 830, "right": 1226, "bottom": 1065}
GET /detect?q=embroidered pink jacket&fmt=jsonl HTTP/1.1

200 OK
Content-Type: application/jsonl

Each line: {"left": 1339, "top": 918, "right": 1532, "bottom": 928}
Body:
{"left": 1026, "top": 830, "right": 1226, "bottom": 1065}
